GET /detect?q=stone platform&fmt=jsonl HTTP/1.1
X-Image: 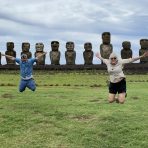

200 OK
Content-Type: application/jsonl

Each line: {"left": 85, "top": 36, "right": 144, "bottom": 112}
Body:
{"left": 0, "top": 63, "right": 148, "bottom": 74}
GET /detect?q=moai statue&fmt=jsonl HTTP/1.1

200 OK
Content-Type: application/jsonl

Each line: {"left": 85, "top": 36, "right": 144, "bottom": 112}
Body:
{"left": 100, "top": 32, "right": 113, "bottom": 61}
{"left": 21, "top": 42, "right": 32, "bottom": 58}
{"left": 121, "top": 41, "right": 132, "bottom": 59}
{"left": 5, "top": 42, "right": 16, "bottom": 65}
{"left": 139, "top": 39, "right": 148, "bottom": 63}
{"left": 83, "top": 42, "right": 94, "bottom": 65}
{"left": 35, "top": 43, "right": 46, "bottom": 65}
{"left": 50, "top": 41, "right": 60, "bottom": 65}
{"left": 65, "top": 41, "right": 76, "bottom": 65}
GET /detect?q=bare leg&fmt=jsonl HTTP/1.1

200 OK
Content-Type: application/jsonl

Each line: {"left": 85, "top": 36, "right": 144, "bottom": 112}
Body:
{"left": 118, "top": 93, "right": 126, "bottom": 104}
{"left": 108, "top": 93, "right": 116, "bottom": 103}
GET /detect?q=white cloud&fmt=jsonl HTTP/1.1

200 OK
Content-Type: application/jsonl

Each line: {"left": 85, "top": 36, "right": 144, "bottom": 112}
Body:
{"left": 0, "top": 0, "right": 147, "bottom": 64}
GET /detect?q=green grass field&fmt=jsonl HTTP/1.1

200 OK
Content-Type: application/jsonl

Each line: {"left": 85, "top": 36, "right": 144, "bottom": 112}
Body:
{"left": 0, "top": 70, "right": 148, "bottom": 148}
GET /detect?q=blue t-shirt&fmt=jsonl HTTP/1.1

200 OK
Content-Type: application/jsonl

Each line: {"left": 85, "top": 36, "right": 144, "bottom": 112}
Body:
{"left": 15, "top": 58, "right": 37, "bottom": 79}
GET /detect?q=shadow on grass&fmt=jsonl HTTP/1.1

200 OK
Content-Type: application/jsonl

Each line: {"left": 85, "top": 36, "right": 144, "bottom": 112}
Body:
{"left": 89, "top": 97, "right": 103, "bottom": 102}
{"left": 1, "top": 93, "right": 14, "bottom": 99}
{"left": 0, "top": 83, "right": 16, "bottom": 86}
{"left": 131, "top": 96, "right": 140, "bottom": 100}
{"left": 89, "top": 97, "right": 108, "bottom": 104}
{"left": 68, "top": 114, "right": 95, "bottom": 122}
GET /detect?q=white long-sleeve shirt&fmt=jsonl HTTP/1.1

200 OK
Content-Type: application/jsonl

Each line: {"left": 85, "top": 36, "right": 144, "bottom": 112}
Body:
{"left": 102, "top": 58, "right": 134, "bottom": 83}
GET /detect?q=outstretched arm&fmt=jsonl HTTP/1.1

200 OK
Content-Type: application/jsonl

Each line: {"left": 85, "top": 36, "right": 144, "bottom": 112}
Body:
{"left": 36, "top": 52, "right": 47, "bottom": 60}
{"left": 132, "top": 51, "right": 148, "bottom": 62}
{"left": 122, "top": 51, "right": 148, "bottom": 64}
{"left": 95, "top": 52, "right": 108, "bottom": 65}
{"left": 1, "top": 53, "right": 15, "bottom": 60}
{"left": 95, "top": 52, "right": 104, "bottom": 61}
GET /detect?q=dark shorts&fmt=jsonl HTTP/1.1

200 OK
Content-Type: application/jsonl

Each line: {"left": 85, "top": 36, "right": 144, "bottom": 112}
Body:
{"left": 109, "top": 78, "right": 126, "bottom": 94}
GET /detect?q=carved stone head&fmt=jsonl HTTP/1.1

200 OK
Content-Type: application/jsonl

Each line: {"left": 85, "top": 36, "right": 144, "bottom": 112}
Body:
{"left": 66, "top": 42, "right": 74, "bottom": 51}
{"left": 84, "top": 42, "right": 92, "bottom": 51}
{"left": 35, "top": 43, "right": 44, "bottom": 52}
{"left": 22, "top": 42, "right": 30, "bottom": 52}
{"left": 7, "top": 42, "right": 14, "bottom": 51}
{"left": 122, "top": 41, "right": 131, "bottom": 50}
{"left": 51, "top": 41, "right": 59, "bottom": 51}
{"left": 102, "top": 32, "right": 111, "bottom": 44}
{"left": 140, "top": 39, "right": 148, "bottom": 49}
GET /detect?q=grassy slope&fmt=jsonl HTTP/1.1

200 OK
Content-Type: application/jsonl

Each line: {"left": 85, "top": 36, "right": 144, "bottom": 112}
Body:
{"left": 0, "top": 71, "right": 148, "bottom": 148}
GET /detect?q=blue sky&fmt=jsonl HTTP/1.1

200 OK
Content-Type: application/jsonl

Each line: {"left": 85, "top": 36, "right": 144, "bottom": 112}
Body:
{"left": 0, "top": 0, "right": 148, "bottom": 64}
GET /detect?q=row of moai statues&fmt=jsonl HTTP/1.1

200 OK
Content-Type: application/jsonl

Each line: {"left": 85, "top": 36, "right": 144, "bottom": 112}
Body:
{"left": 0, "top": 41, "right": 94, "bottom": 65}
{"left": 0, "top": 32, "right": 148, "bottom": 65}
{"left": 100, "top": 32, "right": 133, "bottom": 59}
{"left": 100, "top": 32, "right": 148, "bottom": 63}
